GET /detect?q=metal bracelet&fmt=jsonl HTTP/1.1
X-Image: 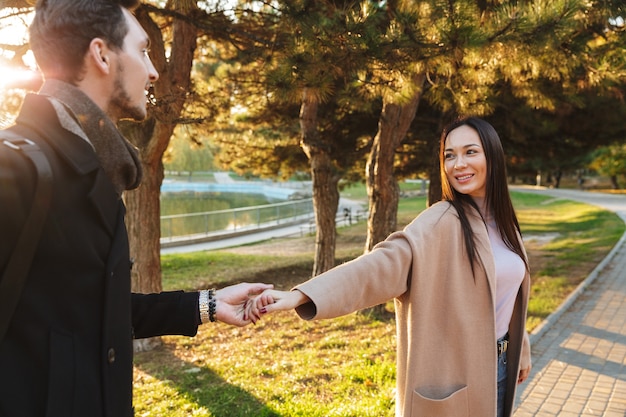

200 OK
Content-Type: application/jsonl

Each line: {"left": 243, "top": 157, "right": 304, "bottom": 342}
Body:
{"left": 199, "top": 290, "right": 210, "bottom": 323}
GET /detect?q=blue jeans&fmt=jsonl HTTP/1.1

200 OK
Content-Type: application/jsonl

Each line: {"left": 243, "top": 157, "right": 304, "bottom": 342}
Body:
{"left": 497, "top": 350, "right": 507, "bottom": 417}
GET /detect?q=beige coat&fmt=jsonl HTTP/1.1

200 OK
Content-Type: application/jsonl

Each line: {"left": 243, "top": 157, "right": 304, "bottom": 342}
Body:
{"left": 295, "top": 201, "right": 531, "bottom": 417}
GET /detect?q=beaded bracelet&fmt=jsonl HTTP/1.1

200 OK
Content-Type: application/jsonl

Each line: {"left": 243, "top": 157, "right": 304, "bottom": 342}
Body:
{"left": 208, "top": 288, "right": 217, "bottom": 322}
{"left": 199, "top": 289, "right": 217, "bottom": 323}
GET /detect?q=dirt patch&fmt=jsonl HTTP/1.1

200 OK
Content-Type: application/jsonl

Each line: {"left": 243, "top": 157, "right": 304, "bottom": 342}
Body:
{"left": 223, "top": 227, "right": 366, "bottom": 257}
{"left": 224, "top": 235, "right": 317, "bottom": 256}
{"left": 524, "top": 232, "right": 560, "bottom": 245}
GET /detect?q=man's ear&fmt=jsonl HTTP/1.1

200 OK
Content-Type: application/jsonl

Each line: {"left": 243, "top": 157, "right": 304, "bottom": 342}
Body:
{"left": 87, "top": 38, "right": 111, "bottom": 75}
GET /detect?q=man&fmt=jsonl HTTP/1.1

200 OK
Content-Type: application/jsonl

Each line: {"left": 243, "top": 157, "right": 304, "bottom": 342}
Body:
{"left": 0, "top": 1, "right": 271, "bottom": 416}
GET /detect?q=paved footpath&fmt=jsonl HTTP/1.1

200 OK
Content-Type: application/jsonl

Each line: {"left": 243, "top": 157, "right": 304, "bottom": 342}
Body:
{"left": 512, "top": 187, "right": 626, "bottom": 417}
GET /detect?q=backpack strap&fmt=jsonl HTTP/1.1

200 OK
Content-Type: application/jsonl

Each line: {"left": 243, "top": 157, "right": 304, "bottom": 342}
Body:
{"left": 0, "top": 132, "right": 54, "bottom": 342}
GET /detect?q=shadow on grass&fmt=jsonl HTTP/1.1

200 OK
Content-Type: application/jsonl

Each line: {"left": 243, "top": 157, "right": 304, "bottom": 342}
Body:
{"left": 358, "top": 304, "right": 396, "bottom": 322}
{"left": 134, "top": 344, "right": 282, "bottom": 417}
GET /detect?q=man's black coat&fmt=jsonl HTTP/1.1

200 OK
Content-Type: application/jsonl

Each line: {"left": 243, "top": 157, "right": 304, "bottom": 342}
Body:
{"left": 0, "top": 94, "right": 199, "bottom": 417}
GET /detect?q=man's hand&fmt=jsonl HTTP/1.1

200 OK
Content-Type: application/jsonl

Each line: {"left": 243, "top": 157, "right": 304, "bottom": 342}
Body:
{"left": 245, "top": 289, "right": 311, "bottom": 322}
{"left": 214, "top": 282, "right": 273, "bottom": 326}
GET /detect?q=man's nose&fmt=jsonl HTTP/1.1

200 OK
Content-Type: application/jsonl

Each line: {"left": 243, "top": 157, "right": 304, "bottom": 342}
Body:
{"left": 148, "top": 59, "right": 159, "bottom": 82}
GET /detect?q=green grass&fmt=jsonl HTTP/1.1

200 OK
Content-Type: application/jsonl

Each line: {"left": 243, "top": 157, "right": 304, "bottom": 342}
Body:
{"left": 511, "top": 192, "right": 624, "bottom": 329}
{"left": 133, "top": 188, "right": 625, "bottom": 416}
{"left": 134, "top": 311, "right": 397, "bottom": 417}
{"left": 340, "top": 180, "right": 427, "bottom": 201}
{"left": 160, "top": 252, "right": 316, "bottom": 291}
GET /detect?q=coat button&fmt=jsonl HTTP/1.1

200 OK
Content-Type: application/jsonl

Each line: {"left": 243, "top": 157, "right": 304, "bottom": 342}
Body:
{"left": 107, "top": 348, "right": 116, "bottom": 364}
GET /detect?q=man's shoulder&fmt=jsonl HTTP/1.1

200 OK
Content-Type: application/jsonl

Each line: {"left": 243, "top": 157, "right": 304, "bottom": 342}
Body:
{"left": 0, "top": 131, "right": 38, "bottom": 190}
{"left": 0, "top": 131, "right": 41, "bottom": 266}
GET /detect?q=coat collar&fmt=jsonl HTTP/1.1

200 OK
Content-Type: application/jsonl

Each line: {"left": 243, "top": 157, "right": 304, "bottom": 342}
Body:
{"left": 15, "top": 93, "right": 121, "bottom": 236}
{"left": 465, "top": 203, "right": 497, "bottom": 305}
{"left": 16, "top": 93, "right": 100, "bottom": 176}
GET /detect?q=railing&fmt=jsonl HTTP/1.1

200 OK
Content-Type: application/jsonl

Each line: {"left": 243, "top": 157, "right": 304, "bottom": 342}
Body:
{"left": 160, "top": 198, "right": 314, "bottom": 244}
{"left": 299, "top": 207, "right": 366, "bottom": 235}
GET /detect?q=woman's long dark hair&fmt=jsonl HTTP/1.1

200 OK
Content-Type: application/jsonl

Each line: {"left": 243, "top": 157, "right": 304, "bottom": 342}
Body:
{"left": 439, "top": 117, "right": 529, "bottom": 274}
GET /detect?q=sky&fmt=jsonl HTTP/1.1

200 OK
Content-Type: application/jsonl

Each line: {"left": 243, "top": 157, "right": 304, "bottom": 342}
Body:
{"left": 0, "top": 9, "right": 38, "bottom": 92}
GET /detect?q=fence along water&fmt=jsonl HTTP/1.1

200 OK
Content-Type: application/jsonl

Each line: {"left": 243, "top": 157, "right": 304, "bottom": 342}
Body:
{"left": 160, "top": 198, "right": 314, "bottom": 247}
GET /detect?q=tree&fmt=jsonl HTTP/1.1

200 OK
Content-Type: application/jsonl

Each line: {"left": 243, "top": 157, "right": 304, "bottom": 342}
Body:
{"left": 275, "top": 1, "right": 387, "bottom": 274}
{"left": 364, "top": 74, "right": 425, "bottom": 251}
{"left": 378, "top": 0, "right": 626, "bottom": 205}
{"left": 485, "top": 0, "right": 626, "bottom": 184}
{"left": 217, "top": 79, "right": 378, "bottom": 275}
{"left": 209, "top": 0, "right": 626, "bottom": 273}
{"left": 0, "top": 0, "right": 33, "bottom": 8}
{"left": 215, "top": 0, "right": 385, "bottom": 275}
{"left": 163, "top": 130, "right": 218, "bottom": 176}
{"left": 589, "top": 143, "right": 626, "bottom": 189}
{"left": 117, "top": 2, "right": 199, "bottom": 350}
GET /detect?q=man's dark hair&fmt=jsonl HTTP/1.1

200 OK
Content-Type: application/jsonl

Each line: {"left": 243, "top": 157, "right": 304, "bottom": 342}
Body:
{"left": 29, "top": 0, "right": 141, "bottom": 83}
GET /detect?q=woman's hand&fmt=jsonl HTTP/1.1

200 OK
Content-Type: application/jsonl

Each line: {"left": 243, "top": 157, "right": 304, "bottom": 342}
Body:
{"left": 213, "top": 282, "right": 273, "bottom": 326}
{"left": 246, "top": 289, "right": 311, "bottom": 322}
{"left": 518, "top": 364, "right": 531, "bottom": 384}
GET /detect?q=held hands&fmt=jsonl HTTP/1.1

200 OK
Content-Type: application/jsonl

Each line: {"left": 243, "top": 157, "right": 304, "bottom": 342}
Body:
{"left": 245, "top": 289, "right": 311, "bottom": 323}
{"left": 213, "top": 282, "right": 273, "bottom": 327}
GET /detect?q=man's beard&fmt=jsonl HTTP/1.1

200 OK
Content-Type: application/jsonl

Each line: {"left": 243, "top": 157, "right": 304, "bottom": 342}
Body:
{"left": 110, "top": 63, "right": 147, "bottom": 122}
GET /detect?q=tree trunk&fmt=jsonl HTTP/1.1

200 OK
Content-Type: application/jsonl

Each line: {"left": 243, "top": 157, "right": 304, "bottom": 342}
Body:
{"left": 362, "top": 75, "right": 424, "bottom": 317}
{"left": 124, "top": 122, "right": 165, "bottom": 294}
{"left": 427, "top": 115, "right": 453, "bottom": 206}
{"left": 365, "top": 74, "right": 425, "bottom": 252}
{"left": 427, "top": 154, "right": 442, "bottom": 206}
{"left": 299, "top": 91, "right": 340, "bottom": 276}
{"left": 124, "top": 150, "right": 164, "bottom": 352}
{"left": 124, "top": 5, "right": 198, "bottom": 352}
{"left": 610, "top": 175, "right": 619, "bottom": 189}
{"left": 310, "top": 153, "right": 340, "bottom": 276}
{"left": 364, "top": 106, "right": 401, "bottom": 252}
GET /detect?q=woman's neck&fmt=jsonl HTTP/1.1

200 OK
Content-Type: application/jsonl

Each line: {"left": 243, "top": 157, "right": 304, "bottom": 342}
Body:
{"left": 471, "top": 196, "right": 493, "bottom": 224}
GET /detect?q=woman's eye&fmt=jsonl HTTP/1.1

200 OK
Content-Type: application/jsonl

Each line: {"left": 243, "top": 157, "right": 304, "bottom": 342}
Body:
{"left": 445, "top": 153, "right": 454, "bottom": 160}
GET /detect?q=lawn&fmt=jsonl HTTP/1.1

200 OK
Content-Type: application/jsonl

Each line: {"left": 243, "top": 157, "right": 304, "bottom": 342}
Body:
{"left": 133, "top": 189, "right": 624, "bottom": 417}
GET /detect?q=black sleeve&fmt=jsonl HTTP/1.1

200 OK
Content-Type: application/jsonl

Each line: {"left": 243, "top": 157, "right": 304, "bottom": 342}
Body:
{"left": 131, "top": 291, "right": 200, "bottom": 339}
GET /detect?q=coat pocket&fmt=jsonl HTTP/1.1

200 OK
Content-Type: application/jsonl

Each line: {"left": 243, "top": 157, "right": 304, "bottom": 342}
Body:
{"left": 411, "top": 385, "right": 469, "bottom": 417}
{"left": 46, "top": 331, "right": 75, "bottom": 417}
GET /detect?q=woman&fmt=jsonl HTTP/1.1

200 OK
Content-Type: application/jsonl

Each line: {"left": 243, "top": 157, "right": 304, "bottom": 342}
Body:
{"left": 252, "top": 117, "right": 532, "bottom": 417}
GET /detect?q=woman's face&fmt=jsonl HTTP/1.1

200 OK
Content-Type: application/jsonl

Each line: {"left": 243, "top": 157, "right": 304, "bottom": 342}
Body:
{"left": 443, "top": 125, "right": 488, "bottom": 199}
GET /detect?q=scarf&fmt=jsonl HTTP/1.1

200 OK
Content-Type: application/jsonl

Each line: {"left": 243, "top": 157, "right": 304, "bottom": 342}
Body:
{"left": 39, "top": 79, "right": 143, "bottom": 196}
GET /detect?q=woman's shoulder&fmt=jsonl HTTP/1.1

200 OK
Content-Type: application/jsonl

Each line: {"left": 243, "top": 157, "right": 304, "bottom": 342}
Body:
{"left": 418, "top": 200, "right": 458, "bottom": 220}
{"left": 405, "top": 200, "right": 459, "bottom": 231}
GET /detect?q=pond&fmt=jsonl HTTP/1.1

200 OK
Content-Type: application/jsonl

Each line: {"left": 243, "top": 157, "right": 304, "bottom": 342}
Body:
{"left": 160, "top": 191, "right": 280, "bottom": 216}
{"left": 160, "top": 191, "right": 313, "bottom": 240}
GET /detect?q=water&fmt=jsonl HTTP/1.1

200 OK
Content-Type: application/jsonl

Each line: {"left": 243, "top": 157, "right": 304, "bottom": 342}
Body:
{"left": 159, "top": 191, "right": 313, "bottom": 240}
{"left": 160, "top": 191, "right": 278, "bottom": 216}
